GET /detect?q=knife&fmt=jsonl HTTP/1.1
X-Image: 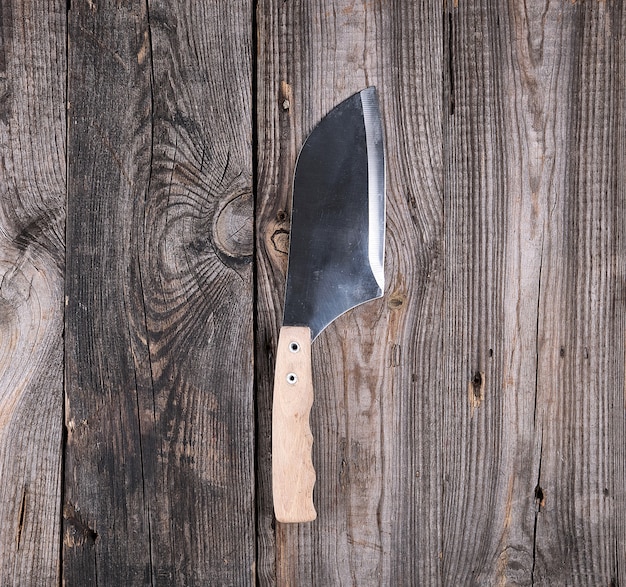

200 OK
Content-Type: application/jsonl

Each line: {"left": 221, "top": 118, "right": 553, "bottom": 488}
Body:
{"left": 272, "top": 87, "right": 386, "bottom": 523}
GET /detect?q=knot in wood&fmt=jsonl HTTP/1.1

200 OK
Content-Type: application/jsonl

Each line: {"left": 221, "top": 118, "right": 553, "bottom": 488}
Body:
{"left": 279, "top": 80, "right": 292, "bottom": 113}
{"left": 212, "top": 191, "right": 253, "bottom": 264}
{"left": 387, "top": 294, "right": 405, "bottom": 310}
{"left": 63, "top": 502, "right": 99, "bottom": 548}
{"left": 270, "top": 228, "right": 289, "bottom": 256}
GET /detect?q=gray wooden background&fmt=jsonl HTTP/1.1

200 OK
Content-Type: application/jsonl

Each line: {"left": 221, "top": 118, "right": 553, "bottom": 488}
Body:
{"left": 0, "top": 0, "right": 624, "bottom": 585}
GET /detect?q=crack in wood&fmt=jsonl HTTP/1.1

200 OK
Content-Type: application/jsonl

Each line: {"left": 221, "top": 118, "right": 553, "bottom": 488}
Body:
{"left": 531, "top": 432, "right": 544, "bottom": 586}
{"left": 446, "top": 10, "right": 455, "bottom": 115}
{"left": 15, "top": 487, "right": 26, "bottom": 549}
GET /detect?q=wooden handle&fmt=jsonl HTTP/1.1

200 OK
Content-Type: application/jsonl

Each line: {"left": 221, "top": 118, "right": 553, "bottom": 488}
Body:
{"left": 272, "top": 325, "right": 317, "bottom": 522}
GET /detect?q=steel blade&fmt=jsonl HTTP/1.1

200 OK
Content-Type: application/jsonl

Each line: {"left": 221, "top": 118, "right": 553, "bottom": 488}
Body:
{"left": 283, "top": 87, "right": 386, "bottom": 340}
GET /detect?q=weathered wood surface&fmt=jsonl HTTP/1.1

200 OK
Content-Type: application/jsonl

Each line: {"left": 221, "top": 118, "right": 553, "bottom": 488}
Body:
{"left": 0, "top": 0, "right": 624, "bottom": 585}
{"left": 64, "top": 0, "right": 254, "bottom": 585}
{"left": 0, "top": 0, "right": 66, "bottom": 584}
{"left": 256, "top": 0, "right": 625, "bottom": 585}
{"left": 255, "top": 0, "right": 444, "bottom": 584}
{"left": 442, "top": 3, "right": 624, "bottom": 584}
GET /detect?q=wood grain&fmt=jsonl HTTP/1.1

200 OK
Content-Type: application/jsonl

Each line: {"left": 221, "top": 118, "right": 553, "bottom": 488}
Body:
{"left": 0, "top": 1, "right": 623, "bottom": 583}
{"left": 0, "top": 1, "right": 65, "bottom": 584}
{"left": 138, "top": 1, "right": 255, "bottom": 582}
{"left": 257, "top": 0, "right": 625, "bottom": 585}
{"left": 533, "top": 4, "right": 624, "bottom": 584}
{"left": 380, "top": 2, "right": 446, "bottom": 584}
{"left": 64, "top": 0, "right": 254, "bottom": 584}
{"left": 256, "top": 0, "right": 444, "bottom": 584}
{"left": 441, "top": 1, "right": 625, "bottom": 584}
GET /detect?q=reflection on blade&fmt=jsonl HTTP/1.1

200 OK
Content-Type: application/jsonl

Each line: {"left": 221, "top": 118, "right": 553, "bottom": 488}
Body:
{"left": 361, "top": 87, "right": 386, "bottom": 293}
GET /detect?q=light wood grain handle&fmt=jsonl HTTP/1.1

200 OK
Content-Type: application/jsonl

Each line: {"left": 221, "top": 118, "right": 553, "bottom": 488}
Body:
{"left": 272, "top": 325, "right": 317, "bottom": 523}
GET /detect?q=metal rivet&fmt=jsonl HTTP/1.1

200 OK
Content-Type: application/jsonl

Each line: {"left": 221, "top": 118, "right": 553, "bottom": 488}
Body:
{"left": 286, "top": 372, "right": 298, "bottom": 384}
{"left": 289, "top": 341, "right": 300, "bottom": 353}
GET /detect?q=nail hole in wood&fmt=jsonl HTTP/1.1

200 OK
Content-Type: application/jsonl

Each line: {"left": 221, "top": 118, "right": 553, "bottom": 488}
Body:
{"left": 534, "top": 484, "right": 545, "bottom": 508}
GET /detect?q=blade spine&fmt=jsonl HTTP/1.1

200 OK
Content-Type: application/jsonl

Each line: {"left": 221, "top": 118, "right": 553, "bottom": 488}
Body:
{"left": 360, "top": 87, "right": 386, "bottom": 293}
{"left": 281, "top": 111, "right": 308, "bottom": 328}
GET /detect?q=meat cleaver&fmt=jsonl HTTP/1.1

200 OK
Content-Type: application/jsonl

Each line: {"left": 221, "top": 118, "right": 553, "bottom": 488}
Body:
{"left": 272, "top": 87, "right": 386, "bottom": 523}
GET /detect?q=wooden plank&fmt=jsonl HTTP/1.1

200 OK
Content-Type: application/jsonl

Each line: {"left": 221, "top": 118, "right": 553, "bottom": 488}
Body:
{"left": 64, "top": 0, "right": 254, "bottom": 584}
{"left": 0, "top": 1, "right": 65, "bottom": 584}
{"left": 256, "top": 0, "right": 444, "bottom": 584}
{"left": 142, "top": 1, "right": 255, "bottom": 582}
{"left": 617, "top": 8, "right": 626, "bottom": 587}
{"left": 381, "top": 3, "right": 446, "bottom": 583}
{"left": 532, "top": 3, "right": 624, "bottom": 584}
{"left": 442, "top": 1, "right": 625, "bottom": 584}
{"left": 441, "top": 2, "right": 531, "bottom": 583}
